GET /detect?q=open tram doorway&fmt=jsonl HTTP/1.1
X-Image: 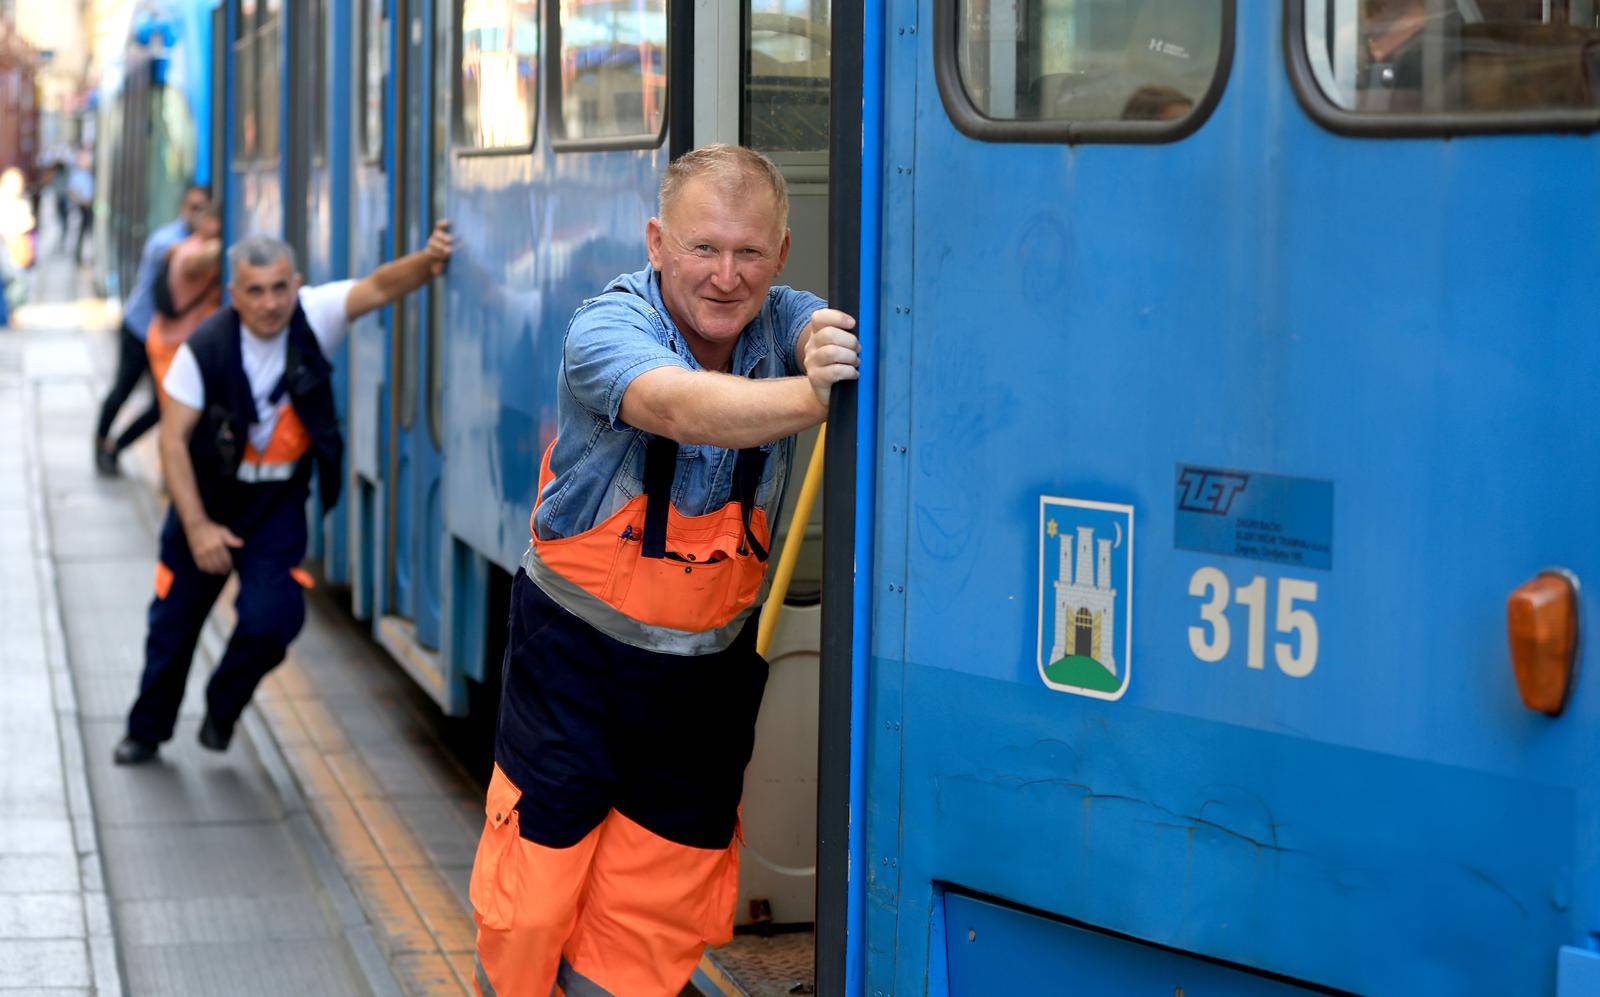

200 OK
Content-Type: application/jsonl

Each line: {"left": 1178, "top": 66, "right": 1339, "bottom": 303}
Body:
{"left": 374, "top": 0, "right": 453, "bottom": 706}
{"left": 685, "top": 0, "right": 853, "bottom": 988}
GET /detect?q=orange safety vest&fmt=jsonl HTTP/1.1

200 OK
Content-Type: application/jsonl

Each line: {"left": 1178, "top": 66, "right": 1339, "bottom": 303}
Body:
{"left": 528, "top": 435, "right": 771, "bottom": 634}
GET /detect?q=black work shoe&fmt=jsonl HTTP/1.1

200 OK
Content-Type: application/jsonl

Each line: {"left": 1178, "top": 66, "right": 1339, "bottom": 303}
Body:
{"left": 93, "top": 443, "right": 119, "bottom": 477}
{"left": 197, "top": 714, "right": 233, "bottom": 752}
{"left": 112, "top": 737, "right": 158, "bottom": 765}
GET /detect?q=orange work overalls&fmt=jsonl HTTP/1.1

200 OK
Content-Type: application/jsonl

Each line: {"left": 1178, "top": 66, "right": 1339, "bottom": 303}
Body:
{"left": 471, "top": 434, "right": 773, "bottom": 997}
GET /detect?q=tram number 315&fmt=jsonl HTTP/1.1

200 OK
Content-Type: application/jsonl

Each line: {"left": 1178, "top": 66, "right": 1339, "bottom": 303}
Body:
{"left": 1187, "top": 567, "right": 1320, "bottom": 677}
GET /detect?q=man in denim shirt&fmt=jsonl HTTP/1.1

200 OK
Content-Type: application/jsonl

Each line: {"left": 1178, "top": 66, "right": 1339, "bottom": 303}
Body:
{"left": 470, "top": 145, "right": 859, "bottom": 996}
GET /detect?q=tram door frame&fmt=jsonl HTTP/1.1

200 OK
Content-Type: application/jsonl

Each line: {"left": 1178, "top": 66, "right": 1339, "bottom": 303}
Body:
{"left": 384, "top": 0, "right": 447, "bottom": 655}
{"left": 688, "top": 0, "right": 854, "bottom": 969}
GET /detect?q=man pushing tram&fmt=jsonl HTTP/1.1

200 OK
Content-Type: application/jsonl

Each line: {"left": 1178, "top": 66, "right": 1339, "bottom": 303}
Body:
{"left": 469, "top": 145, "right": 859, "bottom": 995}
{"left": 112, "top": 223, "right": 454, "bottom": 765}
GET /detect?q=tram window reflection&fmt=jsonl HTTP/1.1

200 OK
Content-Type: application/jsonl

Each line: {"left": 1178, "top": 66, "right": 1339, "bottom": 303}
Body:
{"left": 1304, "top": 0, "right": 1600, "bottom": 115}
{"left": 556, "top": 0, "right": 667, "bottom": 142}
{"left": 744, "top": 0, "right": 831, "bottom": 151}
{"left": 313, "top": 0, "right": 327, "bottom": 164}
{"left": 233, "top": 0, "right": 256, "bottom": 162}
{"left": 955, "top": 0, "right": 1224, "bottom": 124}
{"left": 458, "top": 0, "right": 540, "bottom": 149}
{"left": 257, "top": 11, "right": 280, "bottom": 160}
{"left": 362, "top": 0, "right": 385, "bottom": 162}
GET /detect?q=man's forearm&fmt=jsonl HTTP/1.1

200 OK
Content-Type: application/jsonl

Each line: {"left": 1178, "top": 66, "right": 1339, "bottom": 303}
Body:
{"left": 367, "top": 251, "right": 436, "bottom": 306}
{"left": 160, "top": 431, "right": 211, "bottom": 533}
{"left": 627, "top": 369, "right": 825, "bottom": 449}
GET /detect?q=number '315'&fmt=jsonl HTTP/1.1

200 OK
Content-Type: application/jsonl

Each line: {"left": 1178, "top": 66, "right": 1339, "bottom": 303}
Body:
{"left": 1187, "top": 567, "right": 1319, "bottom": 677}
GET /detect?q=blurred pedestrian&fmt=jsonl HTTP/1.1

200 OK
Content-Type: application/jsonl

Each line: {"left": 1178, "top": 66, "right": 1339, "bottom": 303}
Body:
{"left": 68, "top": 152, "right": 95, "bottom": 265}
{"left": 112, "top": 222, "right": 453, "bottom": 766}
{"left": 146, "top": 202, "right": 224, "bottom": 401}
{"left": 51, "top": 160, "right": 70, "bottom": 252}
{"left": 0, "top": 167, "right": 36, "bottom": 325}
{"left": 95, "top": 184, "right": 211, "bottom": 475}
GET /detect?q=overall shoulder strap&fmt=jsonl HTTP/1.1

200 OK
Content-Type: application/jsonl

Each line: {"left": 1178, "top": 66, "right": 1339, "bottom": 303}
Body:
{"left": 732, "top": 447, "right": 770, "bottom": 561}
{"left": 640, "top": 434, "right": 677, "bottom": 560}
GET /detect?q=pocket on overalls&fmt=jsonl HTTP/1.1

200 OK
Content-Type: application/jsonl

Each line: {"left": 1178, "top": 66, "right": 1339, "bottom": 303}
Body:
{"left": 696, "top": 837, "right": 743, "bottom": 948}
{"left": 469, "top": 764, "right": 524, "bottom": 932}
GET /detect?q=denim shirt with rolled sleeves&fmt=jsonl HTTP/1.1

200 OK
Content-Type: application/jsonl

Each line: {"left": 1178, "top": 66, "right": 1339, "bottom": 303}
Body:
{"left": 532, "top": 266, "right": 825, "bottom": 556}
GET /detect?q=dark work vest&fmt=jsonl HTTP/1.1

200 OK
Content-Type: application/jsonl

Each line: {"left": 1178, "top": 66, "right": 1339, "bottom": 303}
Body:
{"left": 186, "top": 303, "right": 344, "bottom": 532}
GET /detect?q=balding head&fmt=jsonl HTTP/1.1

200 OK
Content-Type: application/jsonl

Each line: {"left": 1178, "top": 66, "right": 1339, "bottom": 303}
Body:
{"left": 659, "top": 144, "right": 789, "bottom": 232}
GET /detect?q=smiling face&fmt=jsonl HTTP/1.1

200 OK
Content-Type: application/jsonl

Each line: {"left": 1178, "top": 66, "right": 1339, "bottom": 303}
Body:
{"left": 645, "top": 175, "right": 790, "bottom": 370}
{"left": 230, "top": 255, "right": 302, "bottom": 338}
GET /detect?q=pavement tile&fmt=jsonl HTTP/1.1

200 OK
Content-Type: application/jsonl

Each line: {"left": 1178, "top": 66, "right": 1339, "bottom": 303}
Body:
{"left": 359, "top": 742, "right": 457, "bottom": 800}
{"left": 119, "top": 937, "right": 367, "bottom": 995}
{"left": 391, "top": 796, "right": 481, "bottom": 869}
{"left": 356, "top": 800, "right": 431, "bottom": 870}
{"left": 98, "top": 822, "right": 316, "bottom": 900}
{"left": 445, "top": 949, "right": 477, "bottom": 993}
{"left": 79, "top": 723, "right": 285, "bottom": 827}
{"left": 112, "top": 894, "right": 337, "bottom": 946}
{"left": 0, "top": 894, "right": 85, "bottom": 940}
{"left": 438, "top": 865, "right": 472, "bottom": 917}
{"left": 0, "top": 854, "right": 79, "bottom": 894}
{"left": 291, "top": 697, "right": 352, "bottom": 752}
{"left": 0, "top": 759, "right": 69, "bottom": 822}
{"left": 394, "top": 865, "right": 475, "bottom": 953}
{"left": 0, "top": 819, "right": 75, "bottom": 857}
{"left": 0, "top": 939, "right": 91, "bottom": 988}
{"left": 391, "top": 951, "right": 469, "bottom": 997}
{"left": 324, "top": 751, "right": 385, "bottom": 801}
{"left": 346, "top": 865, "right": 435, "bottom": 957}
{"left": 306, "top": 796, "right": 386, "bottom": 871}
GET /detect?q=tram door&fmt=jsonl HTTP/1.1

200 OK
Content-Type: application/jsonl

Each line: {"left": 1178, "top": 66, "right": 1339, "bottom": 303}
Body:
{"left": 697, "top": 0, "right": 833, "bottom": 930}
{"left": 383, "top": 0, "right": 447, "bottom": 666}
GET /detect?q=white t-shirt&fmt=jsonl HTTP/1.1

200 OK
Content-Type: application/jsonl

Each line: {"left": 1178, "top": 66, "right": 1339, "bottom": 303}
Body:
{"left": 164, "top": 281, "right": 356, "bottom": 455}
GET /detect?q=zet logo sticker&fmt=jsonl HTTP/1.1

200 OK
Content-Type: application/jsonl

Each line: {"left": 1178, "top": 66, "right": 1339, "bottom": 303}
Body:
{"left": 1038, "top": 497, "right": 1134, "bottom": 700}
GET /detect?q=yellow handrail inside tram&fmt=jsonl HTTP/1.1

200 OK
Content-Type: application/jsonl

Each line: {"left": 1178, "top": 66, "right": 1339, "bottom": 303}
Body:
{"left": 757, "top": 423, "right": 826, "bottom": 658}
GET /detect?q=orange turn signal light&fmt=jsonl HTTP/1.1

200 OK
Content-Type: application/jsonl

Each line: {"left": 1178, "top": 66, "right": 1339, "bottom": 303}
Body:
{"left": 1506, "top": 570, "right": 1580, "bottom": 716}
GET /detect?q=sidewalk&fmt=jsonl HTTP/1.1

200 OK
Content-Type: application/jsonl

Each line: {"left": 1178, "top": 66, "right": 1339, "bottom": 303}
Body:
{"left": 0, "top": 274, "right": 120, "bottom": 992}
{"left": 5, "top": 228, "right": 389, "bottom": 994}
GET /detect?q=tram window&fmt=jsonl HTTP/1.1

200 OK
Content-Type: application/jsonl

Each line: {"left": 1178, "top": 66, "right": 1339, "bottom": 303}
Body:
{"left": 553, "top": 0, "right": 667, "bottom": 145}
{"left": 949, "top": 0, "right": 1227, "bottom": 134}
{"left": 456, "top": 0, "right": 540, "bottom": 150}
{"left": 233, "top": 0, "right": 257, "bottom": 162}
{"left": 744, "top": 0, "right": 831, "bottom": 151}
{"left": 257, "top": 8, "right": 281, "bottom": 160}
{"left": 362, "top": 0, "right": 386, "bottom": 162}
{"left": 312, "top": 0, "right": 327, "bottom": 164}
{"left": 1299, "top": 0, "right": 1600, "bottom": 120}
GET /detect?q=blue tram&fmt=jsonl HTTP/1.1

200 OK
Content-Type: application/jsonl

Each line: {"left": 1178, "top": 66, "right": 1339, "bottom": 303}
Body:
{"left": 105, "top": 0, "right": 1600, "bottom": 991}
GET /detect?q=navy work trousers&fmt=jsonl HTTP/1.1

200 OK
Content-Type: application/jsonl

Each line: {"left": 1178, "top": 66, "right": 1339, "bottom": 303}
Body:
{"left": 126, "top": 496, "right": 309, "bottom": 744}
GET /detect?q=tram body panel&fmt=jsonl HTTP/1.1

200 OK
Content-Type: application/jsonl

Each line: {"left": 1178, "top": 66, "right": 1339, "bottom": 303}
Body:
{"left": 868, "top": 0, "right": 1600, "bottom": 993}
{"left": 442, "top": 151, "right": 665, "bottom": 578}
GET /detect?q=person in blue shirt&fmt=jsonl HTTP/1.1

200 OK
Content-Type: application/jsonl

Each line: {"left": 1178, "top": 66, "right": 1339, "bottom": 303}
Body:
{"left": 469, "top": 144, "right": 860, "bottom": 997}
{"left": 95, "top": 184, "right": 211, "bottom": 475}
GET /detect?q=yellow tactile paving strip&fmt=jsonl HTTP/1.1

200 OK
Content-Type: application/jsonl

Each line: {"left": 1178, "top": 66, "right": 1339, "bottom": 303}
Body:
{"left": 254, "top": 669, "right": 479, "bottom": 995}
{"left": 198, "top": 591, "right": 480, "bottom": 997}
